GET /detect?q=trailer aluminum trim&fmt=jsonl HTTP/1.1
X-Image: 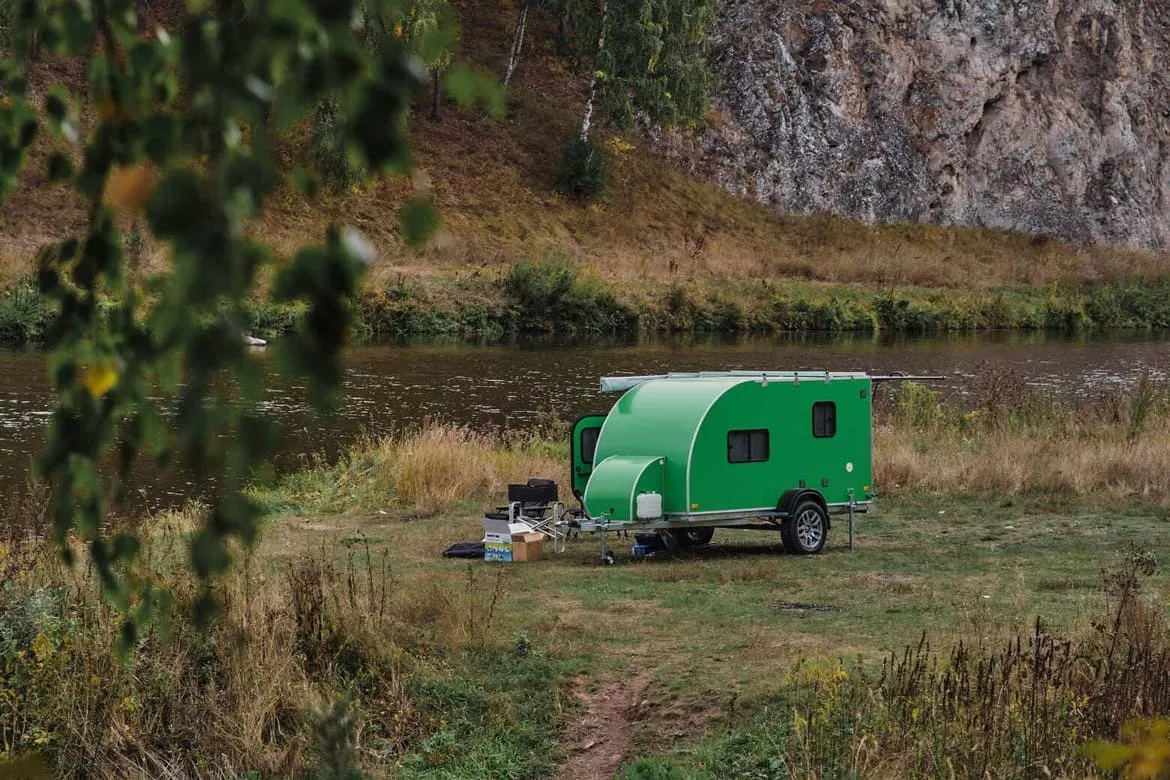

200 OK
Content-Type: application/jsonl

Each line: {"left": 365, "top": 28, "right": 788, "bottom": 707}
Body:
{"left": 578, "top": 501, "right": 870, "bottom": 533}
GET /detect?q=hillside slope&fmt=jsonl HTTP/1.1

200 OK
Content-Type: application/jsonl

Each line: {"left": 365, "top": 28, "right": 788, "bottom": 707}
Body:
{"left": 0, "top": 0, "right": 1167, "bottom": 340}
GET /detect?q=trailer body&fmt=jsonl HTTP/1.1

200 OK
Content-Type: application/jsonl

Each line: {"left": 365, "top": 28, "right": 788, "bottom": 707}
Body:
{"left": 570, "top": 373, "right": 874, "bottom": 550}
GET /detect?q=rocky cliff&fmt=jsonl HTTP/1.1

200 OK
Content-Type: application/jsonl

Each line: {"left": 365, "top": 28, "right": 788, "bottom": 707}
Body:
{"left": 670, "top": 0, "right": 1170, "bottom": 249}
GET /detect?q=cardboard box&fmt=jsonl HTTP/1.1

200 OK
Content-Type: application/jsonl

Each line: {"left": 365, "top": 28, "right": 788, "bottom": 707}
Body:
{"left": 511, "top": 532, "right": 543, "bottom": 563}
{"left": 482, "top": 515, "right": 513, "bottom": 562}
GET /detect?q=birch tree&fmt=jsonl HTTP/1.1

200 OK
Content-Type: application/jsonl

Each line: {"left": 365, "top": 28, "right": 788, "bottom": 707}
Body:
{"left": 501, "top": 0, "right": 529, "bottom": 87}
{"left": 569, "top": 0, "right": 716, "bottom": 139}
{"left": 557, "top": 0, "right": 715, "bottom": 199}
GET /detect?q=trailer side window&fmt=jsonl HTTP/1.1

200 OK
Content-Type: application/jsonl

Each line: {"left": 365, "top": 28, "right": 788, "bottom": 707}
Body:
{"left": 813, "top": 402, "right": 837, "bottom": 438}
{"left": 580, "top": 427, "right": 601, "bottom": 464}
{"left": 728, "top": 429, "right": 769, "bottom": 463}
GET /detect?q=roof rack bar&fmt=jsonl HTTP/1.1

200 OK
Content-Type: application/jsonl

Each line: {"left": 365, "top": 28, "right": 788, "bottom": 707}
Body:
{"left": 599, "top": 371, "right": 873, "bottom": 393}
{"left": 869, "top": 375, "right": 947, "bottom": 382}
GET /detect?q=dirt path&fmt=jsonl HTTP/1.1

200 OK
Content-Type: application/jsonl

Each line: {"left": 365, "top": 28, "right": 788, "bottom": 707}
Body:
{"left": 553, "top": 670, "right": 656, "bottom": 780}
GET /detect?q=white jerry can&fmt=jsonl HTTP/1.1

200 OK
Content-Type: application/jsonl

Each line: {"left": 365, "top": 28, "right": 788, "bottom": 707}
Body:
{"left": 636, "top": 491, "right": 663, "bottom": 520}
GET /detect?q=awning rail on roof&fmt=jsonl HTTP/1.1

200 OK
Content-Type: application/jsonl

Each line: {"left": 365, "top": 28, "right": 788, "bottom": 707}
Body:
{"left": 599, "top": 371, "right": 870, "bottom": 393}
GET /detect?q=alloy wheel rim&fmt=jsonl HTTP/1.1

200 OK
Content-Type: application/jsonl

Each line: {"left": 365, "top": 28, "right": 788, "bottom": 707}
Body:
{"left": 795, "top": 508, "right": 824, "bottom": 550}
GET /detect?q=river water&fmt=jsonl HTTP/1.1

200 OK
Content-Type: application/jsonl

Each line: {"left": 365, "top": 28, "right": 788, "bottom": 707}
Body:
{"left": 1, "top": 330, "right": 1167, "bottom": 512}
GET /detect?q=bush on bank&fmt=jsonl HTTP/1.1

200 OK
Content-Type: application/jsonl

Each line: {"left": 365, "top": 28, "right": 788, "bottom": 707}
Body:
{"left": 2, "top": 269, "right": 1170, "bottom": 347}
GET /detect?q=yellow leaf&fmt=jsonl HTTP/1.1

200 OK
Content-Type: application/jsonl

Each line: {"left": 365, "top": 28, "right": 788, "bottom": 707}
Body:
{"left": 104, "top": 164, "right": 155, "bottom": 212}
{"left": 83, "top": 365, "right": 119, "bottom": 397}
{"left": 31, "top": 632, "right": 53, "bottom": 663}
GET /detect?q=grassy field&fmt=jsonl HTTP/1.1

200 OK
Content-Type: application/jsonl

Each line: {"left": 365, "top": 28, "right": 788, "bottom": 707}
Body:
{"left": 248, "top": 491, "right": 1170, "bottom": 778}
{"left": 259, "top": 492, "right": 1170, "bottom": 690}
{"left": 6, "top": 380, "right": 1170, "bottom": 776}
{"left": 6, "top": 486, "right": 1168, "bottom": 777}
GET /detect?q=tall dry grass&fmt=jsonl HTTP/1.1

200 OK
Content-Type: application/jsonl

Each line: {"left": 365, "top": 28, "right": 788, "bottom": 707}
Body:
{"left": 261, "top": 378, "right": 1170, "bottom": 523}
{"left": 258, "top": 423, "right": 569, "bottom": 517}
{"left": 875, "top": 371, "right": 1170, "bottom": 499}
{"left": 0, "top": 493, "right": 552, "bottom": 777}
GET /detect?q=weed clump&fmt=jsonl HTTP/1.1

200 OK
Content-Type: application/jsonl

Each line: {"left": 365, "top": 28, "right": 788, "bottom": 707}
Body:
{"left": 0, "top": 278, "right": 54, "bottom": 345}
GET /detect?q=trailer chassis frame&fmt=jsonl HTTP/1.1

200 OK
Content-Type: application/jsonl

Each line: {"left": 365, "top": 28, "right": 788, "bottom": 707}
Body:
{"left": 583, "top": 500, "right": 870, "bottom": 563}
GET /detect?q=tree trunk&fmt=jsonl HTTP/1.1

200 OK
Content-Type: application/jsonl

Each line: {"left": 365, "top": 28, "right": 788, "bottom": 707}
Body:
{"left": 578, "top": 0, "right": 608, "bottom": 142}
{"left": 136, "top": 0, "right": 149, "bottom": 33}
{"left": 431, "top": 69, "right": 442, "bottom": 121}
{"left": 501, "top": 0, "right": 530, "bottom": 87}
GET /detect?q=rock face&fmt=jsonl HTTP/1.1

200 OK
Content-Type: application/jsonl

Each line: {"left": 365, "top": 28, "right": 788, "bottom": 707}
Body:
{"left": 678, "top": 0, "right": 1170, "bottom": 248}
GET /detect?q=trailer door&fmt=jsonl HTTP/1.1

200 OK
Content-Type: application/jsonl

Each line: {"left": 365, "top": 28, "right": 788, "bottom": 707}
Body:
{"left": 571, "top": 414, "right": 607, "bottom": 500}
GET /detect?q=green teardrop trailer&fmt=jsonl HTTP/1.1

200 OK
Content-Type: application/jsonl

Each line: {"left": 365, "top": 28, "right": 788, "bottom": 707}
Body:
{"left": 569, "top": 371, "right": 880, "bottom": 559}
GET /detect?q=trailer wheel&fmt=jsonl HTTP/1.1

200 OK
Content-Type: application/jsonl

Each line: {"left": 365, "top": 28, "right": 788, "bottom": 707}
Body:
{"left": 670, "top": 527, "right": 714, "bottom": 547}
{"left": 781, "top": 500, "right": 828, "bottom": 554}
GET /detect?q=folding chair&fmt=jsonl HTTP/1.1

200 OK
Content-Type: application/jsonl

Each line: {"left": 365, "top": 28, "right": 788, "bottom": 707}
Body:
{"left": 497, "top": 479, "right": 571, "bottom": 552}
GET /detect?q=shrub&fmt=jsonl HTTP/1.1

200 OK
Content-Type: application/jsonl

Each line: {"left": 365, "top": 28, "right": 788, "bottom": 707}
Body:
{"left": 311, "top": 98, "right": 365, "bottom": 193}
{"left": 556, "top": 137, "right": 607, "bottom": 201}
{"left": 887, "top": 380, "right": 948, "bottom": 431}
{"left": 502, "top": 256, "right": 636, "bottom": 334}
{"left": 503, "top": 257, "right": 578, "bottom": 323}
{"left": 0, "top": 278, "right": 54, "bottom": 345}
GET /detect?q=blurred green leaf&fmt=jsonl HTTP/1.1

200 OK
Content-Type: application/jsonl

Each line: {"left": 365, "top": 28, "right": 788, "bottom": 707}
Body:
{"left": 445, "top": 64, "right": 505, "bottom": 116}
{"left": 400, "top": 197, "right": 438, "bottom": 245}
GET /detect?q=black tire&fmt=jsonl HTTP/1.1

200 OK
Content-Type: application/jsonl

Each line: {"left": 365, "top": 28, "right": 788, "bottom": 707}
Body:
{"left": 670, "top": 527, "right": 715, "bottom": 548}
{"left": 780, "top": 500, "right": 828, "bottom": 554}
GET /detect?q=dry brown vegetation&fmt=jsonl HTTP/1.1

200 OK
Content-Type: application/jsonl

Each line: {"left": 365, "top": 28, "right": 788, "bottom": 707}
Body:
{"left": 261, "top": 424, "right": 569, "bottom": 518}
{"left": 0, "top": 498, "right": 566, "bottom": 777}
{"left": 876, "top": 372, "right": 1170, "bottom": 499}
{"left": 257, "top": 376, "right": 1170, "bottom": 526}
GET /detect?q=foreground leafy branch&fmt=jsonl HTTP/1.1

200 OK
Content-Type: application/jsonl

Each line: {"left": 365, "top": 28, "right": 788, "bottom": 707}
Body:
{"left": 0, "top": 0, "right": 465, "bottom": 647}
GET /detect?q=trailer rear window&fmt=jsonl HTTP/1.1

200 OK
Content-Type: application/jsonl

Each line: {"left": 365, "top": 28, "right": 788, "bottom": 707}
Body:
{"left": 728, "top": 429, "right": 769, "bottom": 463}
{"left": 580, "top": 427, "right": 601, "bottom": 464}
{"left": 813, "top": 402, "right": 837, "bottom": 438}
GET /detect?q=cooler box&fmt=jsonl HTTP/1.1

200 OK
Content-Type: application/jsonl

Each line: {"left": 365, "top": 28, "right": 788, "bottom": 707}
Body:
{"left": 482, "top": 515, "right": 513, "bottom": 562}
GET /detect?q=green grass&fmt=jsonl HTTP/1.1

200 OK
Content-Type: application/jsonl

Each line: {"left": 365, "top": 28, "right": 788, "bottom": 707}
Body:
{"left": 257, "top": 493, "right": 1170, "bottom": 765}
{"left": 397, "top": 650, "right": 582, "bottom": 778}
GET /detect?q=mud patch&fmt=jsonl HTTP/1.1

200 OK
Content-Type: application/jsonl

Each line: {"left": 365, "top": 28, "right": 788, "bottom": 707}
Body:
{"left": 774, "top": 601, "right": 840, "bottom": 613}
{"left": 554, "top": 671, "right": 655, "bottom": 780}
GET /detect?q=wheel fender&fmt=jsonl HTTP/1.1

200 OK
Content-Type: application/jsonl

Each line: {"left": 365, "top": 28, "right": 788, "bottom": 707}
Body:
{"left": 777, "top": 489, "right": 830, "bottom": 529}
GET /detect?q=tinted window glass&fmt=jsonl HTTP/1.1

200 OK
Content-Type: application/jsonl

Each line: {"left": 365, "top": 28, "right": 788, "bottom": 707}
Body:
{"left": 728, "top": 429, "right": 769, "bottom": 463}
{"left": 813, "top": 402, "right": 837, "bottom": 438}
{"left": 581, "top": 427, "right": 601, "bottom": 464}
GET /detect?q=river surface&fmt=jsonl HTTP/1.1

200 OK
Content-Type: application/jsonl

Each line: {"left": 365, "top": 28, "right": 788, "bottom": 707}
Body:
{"left": 1, "top": 330, "right": 1167, "bottom": 512}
